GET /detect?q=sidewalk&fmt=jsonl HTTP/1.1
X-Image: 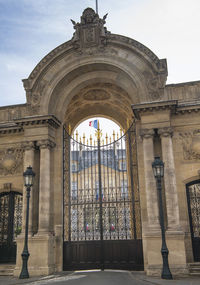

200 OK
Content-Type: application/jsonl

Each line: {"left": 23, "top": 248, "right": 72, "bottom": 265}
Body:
{"left": 131, "top": 271, "right": 200, "bottom": 285}
{"left": 0, "top": 271, "right": 199, "bottom": 285}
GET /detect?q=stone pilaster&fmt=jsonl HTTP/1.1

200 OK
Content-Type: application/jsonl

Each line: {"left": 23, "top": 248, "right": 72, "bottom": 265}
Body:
{"left": 140, "top": 129, "right": 160, "bottom": 229}
{"left": 22, "top": 141, "right": 35, "bottom": 235}
{"left": 37, "top": 139, "right": 56, "bottom": 234}
{"left": 158, "top": 127, "right": 180, "bottom": 231}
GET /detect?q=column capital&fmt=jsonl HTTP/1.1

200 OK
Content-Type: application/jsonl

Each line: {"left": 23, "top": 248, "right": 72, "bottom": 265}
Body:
{"left": 140, "top": 128, "right": 154, "bottom": 139}
{"left": 22, "top": 141, "right": 35, "bottom": 151}
{"left": 37, "top": 139, "right": 56, "bottom": 149}
{"left": 158, "top": 127, "right": 173, "bottom": 137}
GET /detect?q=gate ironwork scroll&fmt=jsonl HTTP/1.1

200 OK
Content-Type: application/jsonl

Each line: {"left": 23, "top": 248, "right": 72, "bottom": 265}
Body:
{"left": 63, "top": 122, "right": 143, "bottom": 270}
{"left": 0, "top": 191, "right": 22, "bottom": 263}
{"left": 186, "top": 180, "right": 200, "bottom": 262}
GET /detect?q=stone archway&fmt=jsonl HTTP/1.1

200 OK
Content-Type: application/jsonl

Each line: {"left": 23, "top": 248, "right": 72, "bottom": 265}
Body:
{"left": 14, "top": 8, "right": 169, "bottom": 276}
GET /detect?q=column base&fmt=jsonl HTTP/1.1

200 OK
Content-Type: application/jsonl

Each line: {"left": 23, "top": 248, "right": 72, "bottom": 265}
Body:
{"left": 146, "top": 264, "right": 189, "bottom": 277}
{"left": 143, "top": 231, "right": 189, "bottom": 277}
{"left": 14, "top": 233, "right": 56, "bottom": 277}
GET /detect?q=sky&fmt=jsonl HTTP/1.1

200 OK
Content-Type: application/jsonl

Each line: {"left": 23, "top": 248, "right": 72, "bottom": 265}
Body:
{"left": 0, "top": 0, "right": 200, "bottom": 114}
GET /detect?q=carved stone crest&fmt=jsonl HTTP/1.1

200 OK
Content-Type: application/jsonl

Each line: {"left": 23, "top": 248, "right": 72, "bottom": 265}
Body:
{"left": 0, "top": 148, "right": 23, "bottom": 176}
{"left": 71, "top": 8, "right": 110, "bottom": 51}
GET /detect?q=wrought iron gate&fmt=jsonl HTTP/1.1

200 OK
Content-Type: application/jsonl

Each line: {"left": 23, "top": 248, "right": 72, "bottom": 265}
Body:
{"left": 186, "top": 180, "right": 200, "bottom": 262}
{"left": 0, "top": 191, "right": 22, "bottom": 263}
{"left": 63, "top": 124, "right": 143, "bottom": 270}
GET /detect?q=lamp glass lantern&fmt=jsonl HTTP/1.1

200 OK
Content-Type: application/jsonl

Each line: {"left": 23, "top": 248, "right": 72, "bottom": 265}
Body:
{"left": 23, "top": 166, "right": 35, "bottom": 187}
{"left": 152, "top": 157, "right": 164, "bottom": 179}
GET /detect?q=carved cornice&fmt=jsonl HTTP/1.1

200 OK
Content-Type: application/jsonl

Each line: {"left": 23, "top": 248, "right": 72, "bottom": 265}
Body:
{"left": 132, "top": 100, "right": 177, "bottom": 120}
{"left": 109, "top": 34, "right": 167, "bottom": 72}
{"left": 140, "top": 128, "right": 154, "bottom": 139}
{"left": 37, "top": 139, "right": 56, "bottom": 150}
{"left": 14, "top": 115, "right": 61, "bottom": 129}
{"left": 0, "top": 123, "right": 23, "bottom": 135}
{"left": 158, "top": 127, "right": 173, "bottom": 137}
{"left": 175, "top": 101, "right": 200, "bottom": 115}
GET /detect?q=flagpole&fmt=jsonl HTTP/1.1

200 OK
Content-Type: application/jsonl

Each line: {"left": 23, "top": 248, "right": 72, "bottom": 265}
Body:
{"left": 96, "top": 0, "right": 98, "bottom": 14}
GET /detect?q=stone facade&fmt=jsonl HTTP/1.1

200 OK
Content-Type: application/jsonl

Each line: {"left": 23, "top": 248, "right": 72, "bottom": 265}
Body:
{"left": 0, "top": 8, "right": 200, "bottom": 278}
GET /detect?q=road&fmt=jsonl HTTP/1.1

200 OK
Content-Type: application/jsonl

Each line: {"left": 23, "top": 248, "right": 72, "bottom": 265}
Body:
{"left": 28, "top": 270, "right": 148, "bottom": 285}
{"left": 1, "top": 270, "right": 200, "bottom": 285}
{"left": 27, "top": 270, "right": 200, "bottom": 285}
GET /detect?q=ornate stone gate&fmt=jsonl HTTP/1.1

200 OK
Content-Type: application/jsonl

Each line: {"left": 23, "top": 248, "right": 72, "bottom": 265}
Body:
{"left": 0, "top": 6, "right": 200, "bottom": 278}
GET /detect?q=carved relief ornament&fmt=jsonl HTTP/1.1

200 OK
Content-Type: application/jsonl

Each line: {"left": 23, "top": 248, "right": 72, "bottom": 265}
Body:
{"left": 22, "top": 141, "right": 35, "bottom": 151}
{"left": 158, "top": 127, "right": 173, "bottom": 137}
{"left": 145, "top": 73, "right": 166, "bottom": 100}
{"left": 37, "top": 139, "right": 56, "bottom": 150}
{"left": 178, "top": 130, "right": 200, "bottom": 160}
{"left": 71, "top": 8, "right": 110, "bottom": 51}
{"left": 140, "top": 129, "right": 154, "bottom": 139}
{"left": 0, "top": 148, "right": 23, "bottom": 176}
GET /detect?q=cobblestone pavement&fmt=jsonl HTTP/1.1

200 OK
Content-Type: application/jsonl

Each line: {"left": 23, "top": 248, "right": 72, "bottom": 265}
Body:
{"left": 0, "top": 270, "right": 200, "bottom": 285}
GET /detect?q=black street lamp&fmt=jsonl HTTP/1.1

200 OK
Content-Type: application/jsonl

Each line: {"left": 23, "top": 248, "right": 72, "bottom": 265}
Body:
{"left": 152, "top": 157, "right": 173, "bottom": 280}
{"left": 19, "top": 166, "right": 35, "bottom": 279}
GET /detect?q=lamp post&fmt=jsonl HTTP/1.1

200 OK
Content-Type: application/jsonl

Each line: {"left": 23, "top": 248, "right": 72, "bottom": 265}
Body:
{"left": 19, "top": 166, "right": 35, "bottom": 279}
{"left": 152, "top": 157, "right": 173, "bottom": 280}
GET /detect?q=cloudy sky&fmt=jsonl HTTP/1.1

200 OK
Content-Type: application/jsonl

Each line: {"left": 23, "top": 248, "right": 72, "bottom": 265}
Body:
{"left": 0, "top": 0, "right": 200, "bottom": 107}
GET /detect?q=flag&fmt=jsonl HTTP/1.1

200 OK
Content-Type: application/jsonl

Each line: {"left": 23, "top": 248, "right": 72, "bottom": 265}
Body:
{"left": 89, "top": 119, "right": 98, "bottom": 129}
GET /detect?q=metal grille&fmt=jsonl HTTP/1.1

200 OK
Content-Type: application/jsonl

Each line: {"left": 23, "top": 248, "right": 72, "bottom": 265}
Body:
{"left": 64, "top": 126, "right": 141, "bottom": 242}
{"left": 0, "top": 192, "right": 22, "bottom": 244}
{"left": 187, "top": 180, "right": 200, "bottom": 262}
{"left": 0, "top": 194, "right": 9, "bottom": 243}
{"left": 13, "top": 195, "right": 23, "bottom": 240}
{"left": 187, "top": 182, "right": 200, "bottom": 238}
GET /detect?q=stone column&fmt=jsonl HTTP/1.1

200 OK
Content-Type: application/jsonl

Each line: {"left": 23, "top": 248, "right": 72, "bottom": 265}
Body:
{"left": 158, "top": 127, "right": 180, "bottom": 231}
{"left": 141, "top": 129, "right": 160, "bottom": 229}
{"left": 37, "top": 139, "right": 55, "bottom": 234}
{"left": 22, "top": 141, "right": 35, "bottom": 235}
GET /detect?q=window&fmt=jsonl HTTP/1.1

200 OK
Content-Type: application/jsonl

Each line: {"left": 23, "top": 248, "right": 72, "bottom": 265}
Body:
{"left": 71, "top": 181, "right": 78, "bottom": 200}
{"left": 71, "top": 162, "right": 77, "bottom": 172}
{"left": 95, "top": 181, "right": 104, "bottom": 201}
{"left": 119, "top": 161, "right": 126, "bottom": 171}
{"left": 121, "top": 180, "right": 128, "bottom": 199}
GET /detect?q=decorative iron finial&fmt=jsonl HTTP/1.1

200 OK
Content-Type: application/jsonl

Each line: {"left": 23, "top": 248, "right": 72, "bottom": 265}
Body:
{"left": 113, "top": 130, "right": 115, "bottom": 141}
{"left": 90, "top": 135, "right": 93, "bottom": 146}
{"left": 105, "top": 133, "right": 108, "bottom": 144}
{"left": 69, "top": 124, "right": 72, "bottom": 135}
{"left": 127, "top": 119, "right": 129, "bottom": 130}
{"left": 120, "top": 128, "right": 122, "bottom": 137}
{"left": 95, "top": 120, "right": 102, "bottom": 141}
{"left": 87, "top": 139, "right": 89, "bottom": 145}
{"left": 76, "top": 130, "right": 78, "bottom": 141}
{"left": 83, "top": 133, "right": 86, "bottom": 144}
